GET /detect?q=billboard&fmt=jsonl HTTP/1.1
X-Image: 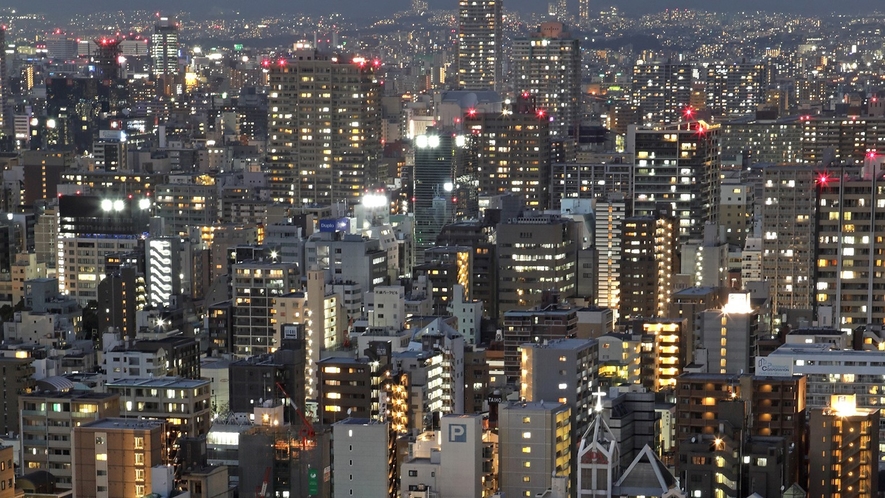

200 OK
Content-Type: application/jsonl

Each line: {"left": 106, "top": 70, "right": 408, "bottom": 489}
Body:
{"left": 318, "top": 217, "right": 350, "bottom": 233}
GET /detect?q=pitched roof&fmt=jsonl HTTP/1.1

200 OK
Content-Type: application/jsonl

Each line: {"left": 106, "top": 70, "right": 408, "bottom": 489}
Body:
{"left": 615, "top": 445, "right": 678, "bottom": 496}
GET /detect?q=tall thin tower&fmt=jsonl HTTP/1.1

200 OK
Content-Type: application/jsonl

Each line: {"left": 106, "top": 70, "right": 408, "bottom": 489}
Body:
{"left": 457, "top": 0, "right": 503, "bottom": 92}
{"left": 151, "top": 17, "right": 179, "bottom": 76}
{"left": 0, "top": 25, "right": 7, "bottom": 132}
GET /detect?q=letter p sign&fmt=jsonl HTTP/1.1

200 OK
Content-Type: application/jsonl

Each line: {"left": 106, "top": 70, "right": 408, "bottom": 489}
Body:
{"left": 448, "top": 423, "right": 467, "bottom": 442}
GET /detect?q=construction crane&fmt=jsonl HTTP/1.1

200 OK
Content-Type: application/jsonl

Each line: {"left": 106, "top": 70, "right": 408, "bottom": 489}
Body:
{"left": 255, "top": 466, "right": 271, "bottom": 498}
{"left": 276, "top": 381, "right": 316, "bottom": 447}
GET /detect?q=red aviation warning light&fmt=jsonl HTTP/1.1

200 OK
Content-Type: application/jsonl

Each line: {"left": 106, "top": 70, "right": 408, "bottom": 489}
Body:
{"left": 816, "top": 173, "right": 831, "bottom": 186}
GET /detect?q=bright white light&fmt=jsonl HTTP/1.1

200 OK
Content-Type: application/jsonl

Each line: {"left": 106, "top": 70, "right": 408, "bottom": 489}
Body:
{"left": 29, "top": 118, "right": 38, "bottom": 126}
{"left": 46, "top": 119, "right": 56, "bottom": 129}
{"left": 362, "top": 194, "right": 388, "bottom": 209}
{"left": 101, "top": 199, "right": 113, "bottom": 211}
{"left": 455, "top": 135, "right": 466, "bottom": 147}
{"left": 193, "top": 46, "right": 202, "bottom": 54}
{"left": 415, "top": 135, "right": 428, "bottom": 148}
{"left": 113, "top": 200, "right": 125, "bottom": 212}
{"left": 443, "top": 182, "right": 454, "bottom": 192}
{"left": 428, "top": 135, "right": 440, "bottom": 148}
{"left": 139, "top": 198, "right": 151, "bottom": 210}
{"left": 270, "top": 250, "right": 279, "bottom": 260}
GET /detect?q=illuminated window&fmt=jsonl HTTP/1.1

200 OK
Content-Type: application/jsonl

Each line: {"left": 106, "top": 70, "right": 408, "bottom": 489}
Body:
{"left": 522, "top": 446, "right": 531, "bottom": 454}
{"left": 522, "top": 432, "right": 531, "bottom": 439}
{"left": 96, "top": 454, "right": 107, "bottom": 461}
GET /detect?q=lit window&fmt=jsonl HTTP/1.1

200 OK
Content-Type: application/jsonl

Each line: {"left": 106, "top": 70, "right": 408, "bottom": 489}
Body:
{"left": 522, "top": 446, "right": 531, "bottom": 454}
{"left": 96, "top": 454, "right": 107, "bottom": 461}
{"left": 522, "top": 431, "right": 531, "bottom": 439}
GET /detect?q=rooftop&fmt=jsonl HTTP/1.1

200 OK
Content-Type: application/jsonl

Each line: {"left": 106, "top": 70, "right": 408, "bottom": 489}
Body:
{"left": 81, "top": 418, "right": 165, "bottom": 430}
{"left": 106, "top": 376, "right": 209, "bottom": 388}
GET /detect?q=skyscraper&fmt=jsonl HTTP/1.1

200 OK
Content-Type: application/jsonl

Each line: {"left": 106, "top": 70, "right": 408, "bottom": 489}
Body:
{"left": 619, "top": 213, "right": 676, "bottom": 320}
{"left": 759, "top": 164, "right": 817, "bottom": 318}
{"left": 628, "top": 121, "right": 721, "bottom": 244}
{"left": 151, "top": 17, "right": 179, "bottom": 76}
{"left": 631, "top": 61, "right": 693, "bottom": 125}
{"left": 464, "top": 99, "right": 552, "bottom": 209}
{"left": 457, "top": 0, "right": 503, "bottom": 91}
{"left": 512, "top": 22, "right": 581, "bottom": 138}
{"left": 0, "top": 25, "right": 6, "bottom": 132}
{"left": 808, "top": 395, "right": 879, "bottom": 498}
{"left": 265, "top": 49, "right": 381, "bottom": 205}
{"left": 815, "top": 164, "right": 885, "bottom": 331}
{"left": 413, "top": 130, "right": 456, "bottom": 265}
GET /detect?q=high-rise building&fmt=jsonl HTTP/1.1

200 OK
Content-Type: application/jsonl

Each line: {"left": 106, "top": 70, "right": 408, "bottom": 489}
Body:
{"left": 457, "top": 0, "right": 503, "bottom": 91}
{"left": 57, "top": 195, "right": 151, "bottom": 304}
{"left": 0, "top": 445, "right": 12, "bottom": 498}
{"left": 413, "top": 130, "right": 456, "bottom": 265}
{"left": 147, "top": 237, "right": 181, "bottom": 308}
{"left": 512, "top": 22, "right": 581, "bottom": 138}
{"left": 815, "top": 168, "right": 885, "bottom": 331}
{"left": 499, "top": 401, "right": 572, "bottom": 498}
{"left": 464, "top": 99, "right": 552, "bottom": 209}
{"left": 808, "top": 395, "right": 879, "bottom": 498}
{"left": 231, "top": 258, "right": 300, "bottom": 357}
{"left": 520, "top": 338, "right": 597, "bottom": 440}
{"left": 704, "top": 62, "right": 765, "bottom": 117}
{"left": 0, "top": 26, "right": 7, "bottom": 132}
{"left": 619, "top": 213, "right": 676, "bottom": 321}
{"left": 593, "top": 196, "right": 628, "bottom": 315}
{"left": 151, "top": 17, "right": 179, "bottom": 76}
{"left": 496, "top": 214, "right": 579, "bottom": 318}
{"left": 265, "top": 48, "right": 381, "bottom": 205}
{"left": 502, "top": 302, "right": 578, "bottom": 384}
{"left": 696, "top": 293, "right": 760, "bottom": 375}
{"left": 628, "top": 122, "right": 721, "bottom": 244}
{"left": 72, "top": 418, "right": 166, "bottom": 498}
{"left": 332, "top": 419, "right": 393, "bottom": 498}
{"left": 631, "top": 61, "right": 693, "bottom": 125}
{"left": 759, "top": 165, "right": 817, "bottom": 318}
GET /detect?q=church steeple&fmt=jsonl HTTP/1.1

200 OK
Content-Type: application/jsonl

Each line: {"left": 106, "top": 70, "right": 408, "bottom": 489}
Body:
{"left": 577, "top": 386, "right": 620, "bottom": 497}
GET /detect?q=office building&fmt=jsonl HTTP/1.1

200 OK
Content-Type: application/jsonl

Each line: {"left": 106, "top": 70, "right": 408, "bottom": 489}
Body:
{"left": 512, "top": 22, "right": 581, "bottom": 138}
{"left": 499, "top": 401, "right": 571, "bottom": 498}
{"left": 619, "top": 214, "right": 676, "bottom": 321}
{"left": 151, "top": 17, "right": 179, "bottom": 76}
{"left": 265, "top": 48, "right": 381, "bottom": 205}
{"left": 628, "top": 122, "right": 720, "bottom": 244}
{"left": 631, "top": 61, "right": 693, "bottom": 125}
{"left": 332, "top": 419, "right": 393, "bottom": 498}
{"left": 496, "top": 215, "right": 578, "bottom": 317}
{"left": 759, "top": 165, "right": 817, "bottom": 317}
{"left": 57, "top": 195, "right": 151, "bottom": 304}
{"left": 808, "top": 395, "right": 879, "bottom": 498}
{"left": 457, "top": 0, "right": 503, "bottom": 91}
{"left": 412, "top": 130, "right": 456, "bottom": 264}
{"left": 104, "top": 336, "right": 201, "bottom": 383}
{"left": 19, "top": 390, "right": 121, "bottom": 487}
{"left": 72, "top": 418, "right": 166, "bottom": 498}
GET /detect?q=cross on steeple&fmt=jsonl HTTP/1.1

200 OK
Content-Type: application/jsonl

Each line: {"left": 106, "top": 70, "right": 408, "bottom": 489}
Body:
{"left": 592, "top": 385, "right": 607, "bottom": 413}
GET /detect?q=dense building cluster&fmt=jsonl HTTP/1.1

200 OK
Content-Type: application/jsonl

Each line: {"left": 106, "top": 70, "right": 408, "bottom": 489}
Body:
{"left": 0, "top": 1, "right": 884, "bottom": 498}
